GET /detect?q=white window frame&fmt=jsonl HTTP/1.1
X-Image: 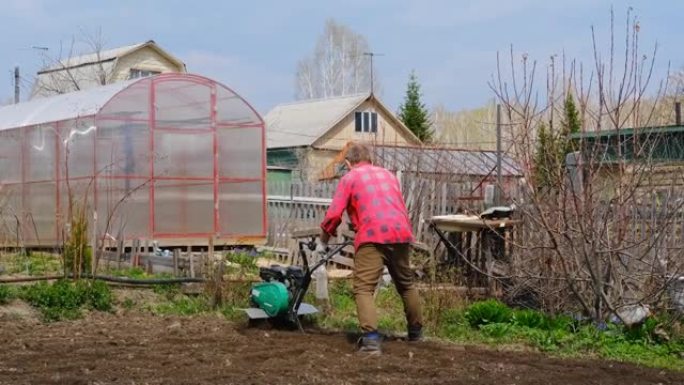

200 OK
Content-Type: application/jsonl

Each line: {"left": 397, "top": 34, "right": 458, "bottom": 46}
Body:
{"left": 129, "top": 68, "right": 161, "bottom": 79}
{"left": 355, "top": 111, "right": 378, "bottom": 133}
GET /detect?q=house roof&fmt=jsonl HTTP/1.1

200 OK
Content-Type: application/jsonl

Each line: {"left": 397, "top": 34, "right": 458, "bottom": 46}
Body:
{"left": 374, "top": 145, "right": 522, "bottom": 177}
{"left": 570, "top": 125, "right": 684, "bottom": 139}
{"left": 0, "top": 78, "right": 138, "bottom": 131}
{"left": 265, "top": 93, "right": 421, "bottom": 149}
{"left": 318, "top": 142, "right": 522, "bottom": 180}
{"left": 265, "top": 93, "right": 370, "bottom": 148}
{"left": 38, "top": 40, "right": 185, "bottom": 74}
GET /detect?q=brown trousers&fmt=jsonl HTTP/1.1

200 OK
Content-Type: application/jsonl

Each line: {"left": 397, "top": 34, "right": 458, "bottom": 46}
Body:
{"left": 353, "top": 243, "right": 423, "bottom": 333}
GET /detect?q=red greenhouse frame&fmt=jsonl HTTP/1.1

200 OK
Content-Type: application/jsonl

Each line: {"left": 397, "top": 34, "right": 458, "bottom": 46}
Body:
{"left": 0, "top": 73, "right": 266, "bottom": 247}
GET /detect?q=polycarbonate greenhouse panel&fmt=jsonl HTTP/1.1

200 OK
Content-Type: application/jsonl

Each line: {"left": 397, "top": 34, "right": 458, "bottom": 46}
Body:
{"left": 0, "top": 74, "right": 266, "bottom": 247}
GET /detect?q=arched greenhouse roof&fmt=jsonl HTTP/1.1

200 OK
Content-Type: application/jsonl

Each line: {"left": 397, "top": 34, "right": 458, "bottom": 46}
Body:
{"left": 0, "top": 73, "right": 263, "bottom": 131}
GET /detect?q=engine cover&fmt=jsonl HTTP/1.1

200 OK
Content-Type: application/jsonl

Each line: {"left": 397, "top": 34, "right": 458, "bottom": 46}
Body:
{"left": 250, "top": 281, "right": 290, "bottom": 317}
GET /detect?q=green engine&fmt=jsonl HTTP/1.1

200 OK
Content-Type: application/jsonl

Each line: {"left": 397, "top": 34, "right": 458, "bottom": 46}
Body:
{"left": 250, "top": 263, "right": 306, "bottom": 317}
{"left": 250, "top": 281, "right": 290, "bottom": 317}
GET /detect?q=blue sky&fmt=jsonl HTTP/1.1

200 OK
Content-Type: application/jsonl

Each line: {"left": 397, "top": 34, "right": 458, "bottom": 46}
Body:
{"left": 2, "top": 0, "right": 682, "bottom": 114}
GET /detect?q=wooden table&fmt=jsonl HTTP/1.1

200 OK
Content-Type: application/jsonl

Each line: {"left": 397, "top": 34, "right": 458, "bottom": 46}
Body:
{"left": 429, "top": 214, "right": 519, "bottom": 291}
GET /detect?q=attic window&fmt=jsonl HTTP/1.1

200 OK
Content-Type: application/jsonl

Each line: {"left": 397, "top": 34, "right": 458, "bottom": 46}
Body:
{"left": 129, "top": 69, "right": 161, "bottom": 79}
{"left": 355, "top": 111, "right": 377, "bottom": 133}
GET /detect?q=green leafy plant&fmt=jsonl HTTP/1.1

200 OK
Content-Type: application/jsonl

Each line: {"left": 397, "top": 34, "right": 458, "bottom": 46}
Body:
{"left": 465, "top": 299, "right": 513, "bottom": 327}
{"left": 512, "top": 309, "right": 547, "bottom": 329}
{"left": 19, "top": 279, "right": 112, "bottom": 321}
{"left": 85, "top": 280, "right": 113, "bottom": 311}
{"left": 480, "top": 322, "right": 513, "bottom": 339}
{"left": 227, "top": 252, "right": 257, "bottom": 271}
{"left": 0, "top": 285, "right": 14, "bottom": 305}
{"left": 153, "top": 296, "right": 210, "bottom": 316}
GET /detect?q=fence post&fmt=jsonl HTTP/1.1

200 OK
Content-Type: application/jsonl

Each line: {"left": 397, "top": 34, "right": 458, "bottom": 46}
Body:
{"left": 173, "top": 248, "right": 180, "bottom": 277}
{"left": 188, "top": 245, "right": 194, "bottom": 278}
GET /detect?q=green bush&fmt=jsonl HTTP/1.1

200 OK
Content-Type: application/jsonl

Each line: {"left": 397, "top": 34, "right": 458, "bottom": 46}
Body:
{"left": 85, "top": 280, "right": 113, "bottom": 311}
{"left": 622, "top": 317, "right": 662, "bottom": 343}
{"left": 480, "top": 322, "right": 513, "bottom": 339}
{"left": 465, "top": 299, "right": 512, "bottom": 327}
{"left": 227, "top": 252, "right": 258, "bottom": 273}
{"left": 19, "top": 279, "right": 113, "bottom": 321}
{"left": 512, "top": 309, "right": 547, "bottom": 329}
{"left": 0, "top": 285, "right": 14, "bottom": 305}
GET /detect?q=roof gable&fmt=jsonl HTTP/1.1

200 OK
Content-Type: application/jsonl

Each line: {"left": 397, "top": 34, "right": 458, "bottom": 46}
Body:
{"left": 265, "top": 94, "right": 369, "bottom": 148}
{"left": 38, "top": 40, "right": 185, "bottom": 74}
{"left": 265, "top": 94, "right": 421, "bottom": 149}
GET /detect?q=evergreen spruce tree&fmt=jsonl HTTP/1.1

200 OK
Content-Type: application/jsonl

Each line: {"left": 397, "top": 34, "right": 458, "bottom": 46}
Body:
{"left": 559, "top": 92, "right": 581, "bottom": 156}
{"left": 398, "top": 70, "right": 433, "bottom": 142}
{"left": 534, "top": 93, "right": 581, "bottom": 190}
{"left": 534, "top": 122, "right": 554, "bottom": 189}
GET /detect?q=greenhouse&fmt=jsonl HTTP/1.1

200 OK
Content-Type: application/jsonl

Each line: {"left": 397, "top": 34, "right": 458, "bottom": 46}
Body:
{"left": 0, "top": 73, "right": 266, "bottom": 247}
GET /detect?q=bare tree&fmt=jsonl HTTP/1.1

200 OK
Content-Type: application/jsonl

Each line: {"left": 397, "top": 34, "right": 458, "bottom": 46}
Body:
{"left": 32, "top": 28, "right": 114, "bottom": 98}
{"left": 490, "top": 8, "right": 684, "bottom": 322}
{"left": 295, "top": 19, "right": 379, "bottom": 99}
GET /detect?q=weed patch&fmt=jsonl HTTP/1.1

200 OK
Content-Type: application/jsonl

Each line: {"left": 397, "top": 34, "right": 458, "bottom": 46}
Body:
{"left": 19, "top": 279, "right": 113, "bottom": 321}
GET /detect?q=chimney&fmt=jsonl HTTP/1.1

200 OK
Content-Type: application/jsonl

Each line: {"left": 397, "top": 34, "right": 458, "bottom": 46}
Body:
{"left": 676, "top": 102, "right": 682, "bottom": 126}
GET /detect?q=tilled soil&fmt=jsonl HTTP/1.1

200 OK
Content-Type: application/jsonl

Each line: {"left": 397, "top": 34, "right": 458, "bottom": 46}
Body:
{"left": 0, "top": 312, "right": 682, "bottom": 385}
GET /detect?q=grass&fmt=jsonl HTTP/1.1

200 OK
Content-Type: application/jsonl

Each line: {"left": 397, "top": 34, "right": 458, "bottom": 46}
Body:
{"left": 1, "top": 267, "right": 681, "bottom": 371}
{"left": 316, "top": 280, "right": 684, "bottom": 371}
{"left": 0, "top": 285, "right": 15, "bottom": 305}
{"left": 1, "top": 252, "right": 63, "bottom": 276}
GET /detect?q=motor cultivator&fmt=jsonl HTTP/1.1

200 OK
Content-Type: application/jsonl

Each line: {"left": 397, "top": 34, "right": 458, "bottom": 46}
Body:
{"left": 243, "top": 237, "right": 351, "bottom": 330}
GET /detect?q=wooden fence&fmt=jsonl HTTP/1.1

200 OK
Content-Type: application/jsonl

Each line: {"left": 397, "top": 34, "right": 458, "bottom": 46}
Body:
{"left": 265, "top": 175, "right": 491, "bottom": 251}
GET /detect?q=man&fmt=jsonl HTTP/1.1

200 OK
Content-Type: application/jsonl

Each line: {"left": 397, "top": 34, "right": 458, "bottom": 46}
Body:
{"left": 318, "top": 142, "right": 423, "bottom": 354}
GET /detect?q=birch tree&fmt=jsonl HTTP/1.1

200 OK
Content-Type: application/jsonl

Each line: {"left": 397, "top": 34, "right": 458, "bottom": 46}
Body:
{"left": 295, "top": 19, "right": 378, "bottom": 99}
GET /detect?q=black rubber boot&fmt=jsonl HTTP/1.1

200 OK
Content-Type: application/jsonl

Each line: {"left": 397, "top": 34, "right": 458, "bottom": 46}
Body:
{"left": 407, "top": 325, "right": 423, "bottom": 342}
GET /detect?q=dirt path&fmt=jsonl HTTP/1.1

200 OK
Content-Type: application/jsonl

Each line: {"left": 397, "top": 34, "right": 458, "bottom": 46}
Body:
{"left": 0, "top": 312, "right": 681, "bottom": 385}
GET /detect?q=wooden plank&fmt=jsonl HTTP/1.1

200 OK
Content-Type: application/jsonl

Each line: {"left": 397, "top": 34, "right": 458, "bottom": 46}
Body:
{"left": 188, "top": 246, "right": 194, "bottom": 278}
{"left": 330, "top": 255, "right": 354, "bottom": 268}
{"left": 172, "top": 249, "right": 180, "bottom": 276}
{"left": 291, "top": 227, "right": 320, "bottom": 238}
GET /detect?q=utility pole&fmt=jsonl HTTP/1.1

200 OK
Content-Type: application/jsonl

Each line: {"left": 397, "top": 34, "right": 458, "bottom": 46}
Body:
{"left": 363, "top": 52, "right": 383, "bottom": 95}
{"left": 496, "top": 103, "right": 503, "bottom": 205}
{"left": 14, "top": 66, "right": 20, "bottom": 104}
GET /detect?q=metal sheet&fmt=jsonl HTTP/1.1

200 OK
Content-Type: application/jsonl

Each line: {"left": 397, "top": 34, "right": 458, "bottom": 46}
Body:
{"left": 297, "top": 303, "right": 319, "bottom": 315}
{"left": 242, "top": 307, "right": 270, "bottom": 319}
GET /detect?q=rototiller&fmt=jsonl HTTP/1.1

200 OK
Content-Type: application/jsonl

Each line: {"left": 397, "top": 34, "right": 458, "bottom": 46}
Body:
{"left": 242, "top": 237, "right": 351, "bottom": 330}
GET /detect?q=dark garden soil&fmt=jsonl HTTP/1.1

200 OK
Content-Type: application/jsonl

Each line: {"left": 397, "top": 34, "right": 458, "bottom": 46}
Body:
{"left": 0, "top": 312, "right": 682, "bottom": 385}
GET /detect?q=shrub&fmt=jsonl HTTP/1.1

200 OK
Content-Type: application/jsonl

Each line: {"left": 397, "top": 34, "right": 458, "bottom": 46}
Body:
{"left": 512, "top": 309, "right": 547, "bottom": 329}
{"left": 85, "top": 280, "right": 113, "bottom": 311}
{"left": 227, "top": 252, "right": 258, "bottom": 273}
{"left": 63, "top": 206, "right": 92, "bottom": 277}
{"left": 19, "top": 279, "right": 113, "bottom": 321}
{"left": 465, "top": 300, "right": 512, "bottom": 327}
{"left": 0, "top": 285, "right": 14, "bottom": 305}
